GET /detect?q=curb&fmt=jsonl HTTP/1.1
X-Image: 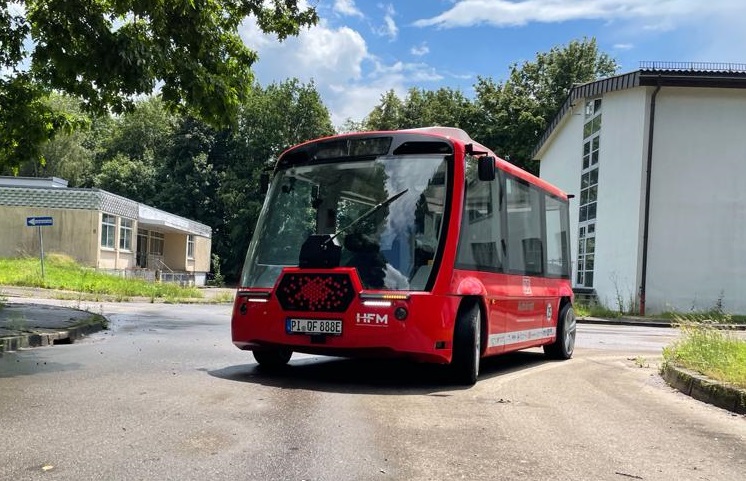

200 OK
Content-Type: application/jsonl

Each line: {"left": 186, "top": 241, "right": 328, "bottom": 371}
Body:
{"left": 0, "top": 316, "right": 107, "bottom": 356}
{"left": 578, "top": 317, "right": 672, "bottom": 328}
{"left": 578, "top": 317, "right": 746, "bottom": 330}
{"left": 661, "top": 363, "right": 746, "bottom": 414}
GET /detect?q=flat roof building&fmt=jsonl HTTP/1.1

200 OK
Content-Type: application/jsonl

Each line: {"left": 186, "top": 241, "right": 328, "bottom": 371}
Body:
{"left": 0, "top": 177, "right": 212, "bottom": 286}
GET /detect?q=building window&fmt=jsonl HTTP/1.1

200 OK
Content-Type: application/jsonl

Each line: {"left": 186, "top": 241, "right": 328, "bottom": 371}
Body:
{"left": 149, "top": 231, "right": 164, "bottom": 256}
{"left": 101, "top": 214, "right": 116, "bottom": 248}
{"left": 119, "top": 218, "right": 133, "bottom": 251}
{"left": 187, "top": 234, "right": 195, "bottom": 259}
{"left": 577, "top": 98, "right": 602, "bottom": 288}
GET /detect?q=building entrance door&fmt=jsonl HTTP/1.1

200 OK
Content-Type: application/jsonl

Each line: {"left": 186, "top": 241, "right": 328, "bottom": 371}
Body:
{"left": 136, "top": 231, "right": 148, "bottom": 268}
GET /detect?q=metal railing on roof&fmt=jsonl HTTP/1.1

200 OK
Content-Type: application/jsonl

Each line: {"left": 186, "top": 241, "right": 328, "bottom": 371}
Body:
{"left": 640, "top": 61, "right": 746, "bottom": 72}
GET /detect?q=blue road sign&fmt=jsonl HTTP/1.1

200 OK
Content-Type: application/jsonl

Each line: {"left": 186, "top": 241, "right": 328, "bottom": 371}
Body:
{"left": 26, "top": 216, "right": 54, "bottom": 227}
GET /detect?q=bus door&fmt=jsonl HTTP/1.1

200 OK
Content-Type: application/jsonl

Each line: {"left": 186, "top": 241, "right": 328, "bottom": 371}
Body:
{"left": 456, "top": 156, "right": 508, "bottom": 354}
{"left": 502, "top": 176, "right": 553, "bottom": 351}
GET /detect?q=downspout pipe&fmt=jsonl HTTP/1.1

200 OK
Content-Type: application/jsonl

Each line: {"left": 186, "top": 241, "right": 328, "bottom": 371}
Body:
{"left": 639, "top": 80, "right": 662, "bottom": 316}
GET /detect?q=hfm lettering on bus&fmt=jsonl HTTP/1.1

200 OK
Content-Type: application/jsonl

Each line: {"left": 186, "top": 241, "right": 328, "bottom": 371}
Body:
{"left": 356, "top": 313, "right": 388, "bottom": 326}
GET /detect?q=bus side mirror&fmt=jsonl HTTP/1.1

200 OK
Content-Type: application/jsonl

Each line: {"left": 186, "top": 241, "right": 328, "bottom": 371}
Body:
{"left": 260, "top": 172, "right": 270, "bottom": 194}
{"left": 478, "top": 156, "right": 496, "bottom": 181}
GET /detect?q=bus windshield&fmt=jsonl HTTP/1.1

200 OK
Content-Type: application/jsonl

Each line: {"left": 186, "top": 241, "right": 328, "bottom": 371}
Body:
{"left": 241, "top": 155, "right": 449, "bottom": 290}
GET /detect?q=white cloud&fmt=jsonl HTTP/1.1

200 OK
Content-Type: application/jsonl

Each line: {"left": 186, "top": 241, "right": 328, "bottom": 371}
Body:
{"left": 334, "top": 0, "right": 364, "bottom": 18}
{"left": 371, "top": 60, "right": 444, "bottom": 83}
{"left": 327, "top": 57, "right": 445, "bottom": 125}
{"left": 240, "top": 20, "right": 368, "bottom": 82}
{"left": 410, "top": 42, "right": 430, "bottom": 56}
{"left": 239, "top": 19, "right": 441, "bottom": 127}
{"left": 328, "top": 82, "right": 406, "bottom": 126}
{"left": 613, "top": 43, "right": 634, "bottom": 51}
{"left": 412, "top": 0, "right": 732, "bottom": 28}
{"left": 374, "top": 3, "right": 398, "bottom": 41}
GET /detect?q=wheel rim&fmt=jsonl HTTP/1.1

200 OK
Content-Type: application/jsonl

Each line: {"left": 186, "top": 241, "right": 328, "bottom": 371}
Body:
{"left": 564, "top": 308, "right": 577, "bottom": 354}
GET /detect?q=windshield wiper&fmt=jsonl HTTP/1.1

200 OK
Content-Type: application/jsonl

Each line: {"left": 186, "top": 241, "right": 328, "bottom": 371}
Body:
{"left": 326, "top": 189, "right": 408, "bottom": 245}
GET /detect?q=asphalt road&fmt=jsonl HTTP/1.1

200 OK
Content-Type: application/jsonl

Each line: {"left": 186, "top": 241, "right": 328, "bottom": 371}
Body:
{"left": 0, "top": 302, "right": 744, "bottom": 481}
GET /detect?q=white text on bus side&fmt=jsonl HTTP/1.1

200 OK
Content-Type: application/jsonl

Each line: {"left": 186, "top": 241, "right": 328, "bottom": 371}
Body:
{"left": 356, "top": 313, "right": 388, "bottom": 326}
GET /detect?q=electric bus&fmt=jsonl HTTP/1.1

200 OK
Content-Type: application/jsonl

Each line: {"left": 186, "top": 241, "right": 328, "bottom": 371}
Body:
{"left": 231, "top": 127, "right": 575, "bottom": 385}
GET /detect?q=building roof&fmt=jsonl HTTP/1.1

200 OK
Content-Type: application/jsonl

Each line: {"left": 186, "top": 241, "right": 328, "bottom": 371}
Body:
{"left": 532, "top": 62, "right": 746, "bottom": 159}
{"left": 0, "top": 177, "right": 211, "bottom": 238}
{"left": 0, "top": 176, "right": 68, "bottom": 188}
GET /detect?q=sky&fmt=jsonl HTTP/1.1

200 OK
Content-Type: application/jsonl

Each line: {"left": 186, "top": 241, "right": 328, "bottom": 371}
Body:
{"left": 240, "top": 0, "right": 746, "bottom": 127}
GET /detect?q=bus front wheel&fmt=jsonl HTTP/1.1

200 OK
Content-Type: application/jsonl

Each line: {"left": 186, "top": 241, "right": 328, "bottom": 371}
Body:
{"left": 544, "top": 303, "right": 576, "bottom": 360}
{"left": 253, "top": 347, "right": 293, "bottom": 369}
{"left": 451, "top": 302, "right": 481, "bottom": 385}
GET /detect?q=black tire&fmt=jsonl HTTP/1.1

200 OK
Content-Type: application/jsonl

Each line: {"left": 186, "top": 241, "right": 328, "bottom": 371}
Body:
{"left": 253, "top": 347, "right": 293, "bottom": 369}
{"left": 451, "top": 302, "right": 481, "bottom": 385}
{"left": 544, "top": 302, "right": 576, "bottom": 360}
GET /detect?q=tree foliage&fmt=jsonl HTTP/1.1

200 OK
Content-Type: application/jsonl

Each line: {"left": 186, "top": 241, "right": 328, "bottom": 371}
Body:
{"left": 361, "top": 38, "right": 617, "bottom": 174}
{"left": 218, "top": 79, "right": 334, "bottom": 279}
{"left": 0, "top": 0, "right": 318, "bottom": 171}
{"left": 363, "top": 87, "right": 478, "bottom": 132}
{"left": 474, "top": 37, "right": 618, "bottom": 172}
{"left": 56, "top": 79, "right": 334, "bottom": 281}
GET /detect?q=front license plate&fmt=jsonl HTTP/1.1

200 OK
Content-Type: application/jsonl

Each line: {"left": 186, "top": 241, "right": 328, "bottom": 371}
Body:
{"left": 286, "top": 318, "right": 343, "bottom": 336}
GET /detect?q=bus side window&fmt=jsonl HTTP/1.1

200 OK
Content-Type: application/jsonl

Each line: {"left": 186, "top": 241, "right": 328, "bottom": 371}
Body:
{"left": 522, "top": 237, "right": 543, "bottom": 275}
{"left": 545, "top": 194, "right": 570, "bottom": 277}
{"left": 456, "top": 156, "right": 503, "bottom": 272}
{"left": 505, "top": 176, "right": 543, "bottom": 275}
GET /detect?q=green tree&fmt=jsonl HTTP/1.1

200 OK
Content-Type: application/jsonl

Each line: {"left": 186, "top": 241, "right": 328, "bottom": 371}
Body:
{"left": 218, "top": 79, "right": 334, "bottom": 280}
{"left": 474, "top": 37, "right": 618, "bottom": 173}
{"left": 154, "top": 116, "right": 222, "bottom": 226}
{"left": 98, "top": 97, "right": 177, "bottom": 164}
{"left": 399, "top": 87, "right": 478, "bottom": 131}
{"left": 94, "top": 153, "right": 158, "bottom": 201}
{"left": 0, "top": 0, "right": 318, "bottom": 172}
{"left": 363, "top": 87, "right": 478, "bottom": 133}
{"left": 363, "top": 89, "right": 404, "bottom": 131}
{"left": 0, "top": 74, "right": 88, "bottom": 174}
{"left": 1, "top": 92, "right": 94, "bottom": 185}
{"left": 91, "top": 96, "right": 177, "bottom": 201}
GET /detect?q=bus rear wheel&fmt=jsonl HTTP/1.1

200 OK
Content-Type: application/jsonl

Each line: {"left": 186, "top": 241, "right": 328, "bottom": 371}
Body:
{"left": 544, "top": 303, "right": 576, "bottom": 360}
{"left": 253, "top": 347, "right": 293, "bottom": 369}
{"left": 451, "top": 302, "right": 481, "bottom": 385}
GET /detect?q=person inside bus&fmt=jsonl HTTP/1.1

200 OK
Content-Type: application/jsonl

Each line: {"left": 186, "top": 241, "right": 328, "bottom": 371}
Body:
{"left": 343, "top": 229, "right": 409, "bottom": 290}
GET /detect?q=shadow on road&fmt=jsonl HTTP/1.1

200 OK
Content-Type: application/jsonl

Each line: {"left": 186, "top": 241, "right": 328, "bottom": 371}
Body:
{"left": 208, "top": 350, "right": 553, "bottom": 395}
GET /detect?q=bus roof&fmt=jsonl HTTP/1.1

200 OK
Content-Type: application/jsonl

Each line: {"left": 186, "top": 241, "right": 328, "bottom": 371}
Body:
{"left": 278, "top": 127, "right": 569, "bottom": 201}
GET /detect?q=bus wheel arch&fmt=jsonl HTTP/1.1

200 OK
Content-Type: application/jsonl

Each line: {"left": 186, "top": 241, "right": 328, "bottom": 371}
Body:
{"left": 544, "top": 300, "right": 576, "bottom": 360}
{"left": 451, "top": 297, "right": 485, "bottom": 385}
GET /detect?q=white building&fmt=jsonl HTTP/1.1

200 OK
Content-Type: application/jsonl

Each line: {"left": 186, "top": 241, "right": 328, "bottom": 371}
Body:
{"left": 535, "top": 62, "right": 746, "bottom": 315}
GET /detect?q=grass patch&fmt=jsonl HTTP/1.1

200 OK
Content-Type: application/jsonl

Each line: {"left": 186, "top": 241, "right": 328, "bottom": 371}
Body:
{"left": 207, "top": 291, "right": 235, "bottom": 304}
{"left": 658, "top": 310, "right": 746, "bottom": 324}
{"left": 574, "top": 303, "right": 622, "bottom": 319}
{"left": 663, "top": 321, "right": 746, "bottom": 389}
{"left": 0, "top": 255, "right": 202, "bottom": 301}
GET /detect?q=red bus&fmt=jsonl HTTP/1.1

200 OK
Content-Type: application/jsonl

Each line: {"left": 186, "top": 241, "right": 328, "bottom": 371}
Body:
{"left": 231, "top": 127, "right": 575, "bottom": 384}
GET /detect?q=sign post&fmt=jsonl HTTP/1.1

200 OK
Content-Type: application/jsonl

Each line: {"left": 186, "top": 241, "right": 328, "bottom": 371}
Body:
{"left": 26, "top": 217, "right": 54, "bottom": 280}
